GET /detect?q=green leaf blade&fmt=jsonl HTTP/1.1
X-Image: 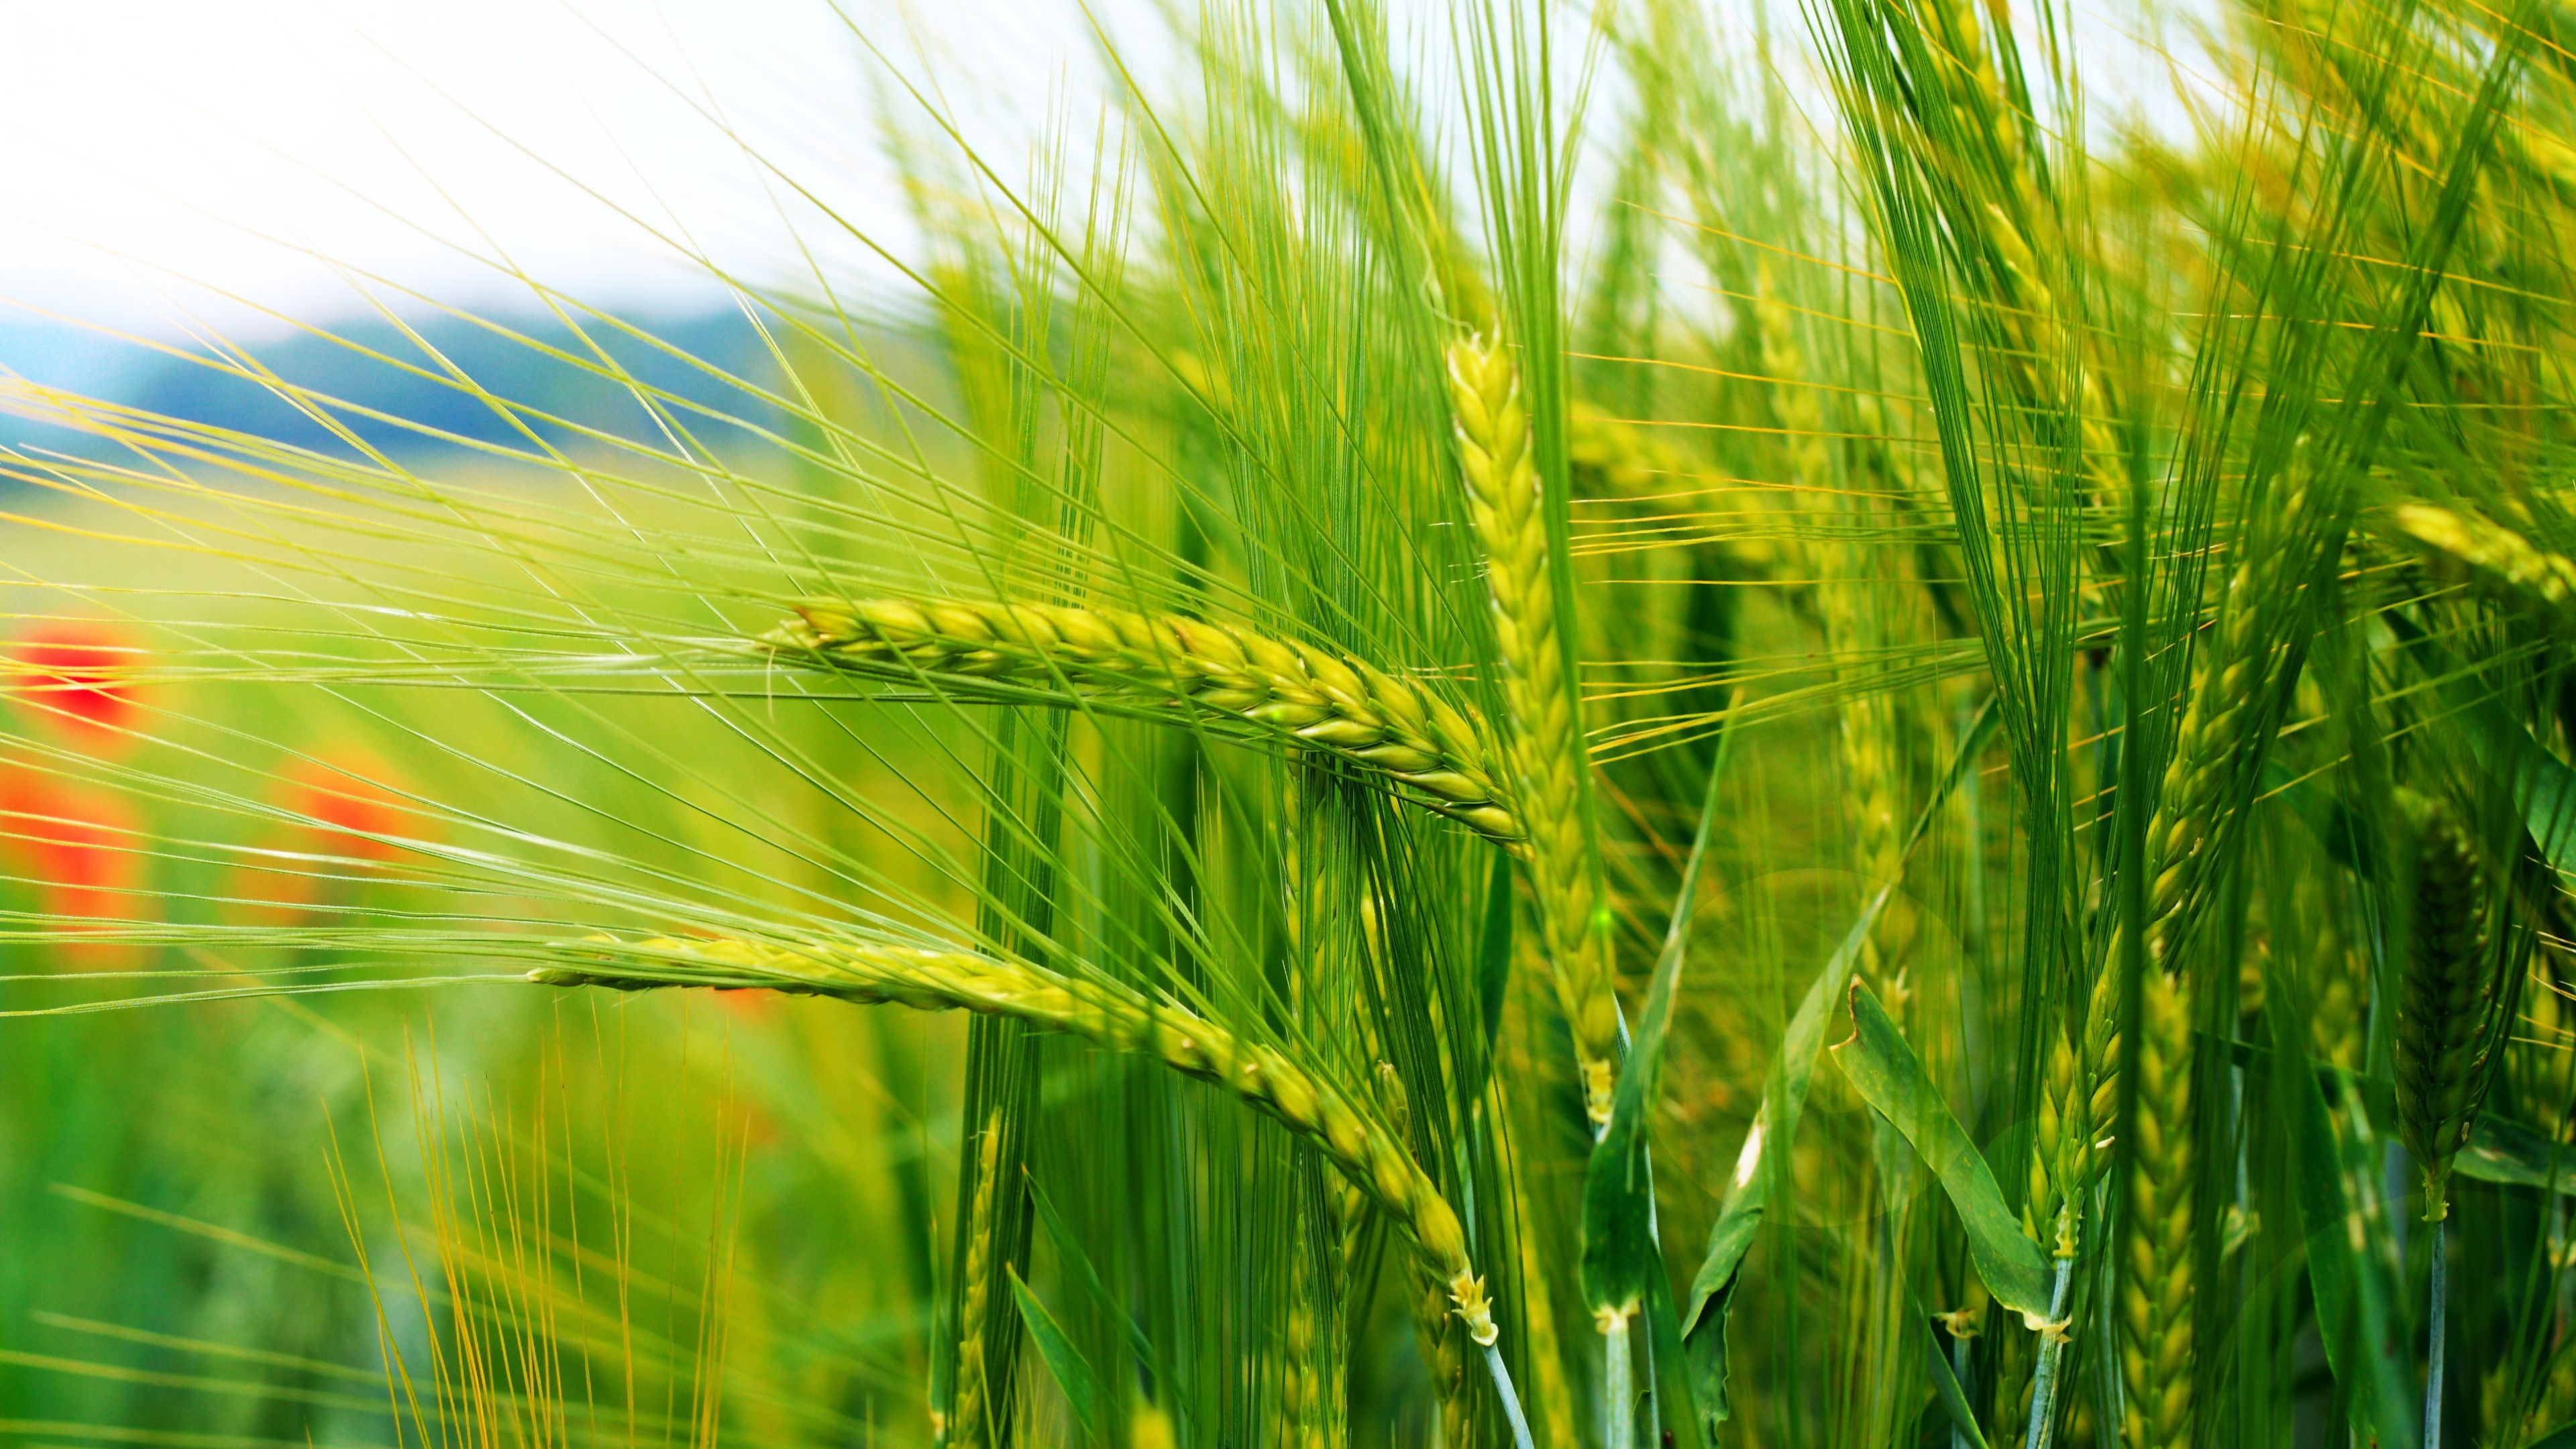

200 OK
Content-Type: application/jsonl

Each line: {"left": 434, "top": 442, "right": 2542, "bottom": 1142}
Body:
{"left": 1827, "top": 979, "right": 2051, "bottom": 1319}
{"left": 1009, "top": 1265, "right": 1105, "bottom": 1444}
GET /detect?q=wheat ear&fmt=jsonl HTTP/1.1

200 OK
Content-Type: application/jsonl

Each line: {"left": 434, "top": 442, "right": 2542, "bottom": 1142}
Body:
{"left": 947, "top": 1111, "right": 1002, "bottom": 1449}
{"left": 2090, "top": 471, "right": 2326, "bottom": 1449}
{"left": 1915, "top": 0, "right": 2131, "bottom": 563}
{"left": 770, "top": 599, "right": 1519, "bottom": 847}
{"left": 1446, "top": 332, "right": 1618, "bottom": 1128}
{"left": 2145, "top": 478, "right": 2323, "bottom": 963}
{"left": 2044, "top": 468, "right": 2326, "bottom": 1449}
{"left": 2392, "top": 790, "right": 2505, "bottom": 1449}
{"left": 2390, "top": 502, "right": 2576, "bottom": 630}
{"left": 1566, "top": 401, "right": 1686, "bottom": 500}
{"left": 1752, "top": 274, "right": 1927, "bottom": 1001}
{"left": 1417, "top": 1274, "right": 1479, "bottom": 1449}
{"left": 1280, "top": 1203, "right": 1342, "bottom": 1449}
{"left": 2394, "top": 790, "right": 2504, "bottom": 1218}
{"left": 2116, "top": 968, "right": 2196, "bottom": 1449}
{"left": 532, "top": 936, "right": 1499, "bottom": 1346}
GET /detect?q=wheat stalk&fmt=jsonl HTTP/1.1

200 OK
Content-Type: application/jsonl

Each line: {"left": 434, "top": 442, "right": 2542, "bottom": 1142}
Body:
{"left": 769, "top": 599, "right": 1521, "bottom": 847}
{"left": 531, "top": 936, "right": 1501, "bottom": 1346}
{"left": 1446, "top": 332, "right": 1619, "bottom": 1128}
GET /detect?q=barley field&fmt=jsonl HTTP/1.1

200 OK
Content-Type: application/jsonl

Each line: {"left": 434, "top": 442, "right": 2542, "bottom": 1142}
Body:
{"left": 2, "top": 0, "right": 2573, "bottom": 1446}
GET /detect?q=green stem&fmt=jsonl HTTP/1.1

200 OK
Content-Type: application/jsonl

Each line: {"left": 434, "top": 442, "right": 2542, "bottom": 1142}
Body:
{"left": 1604, "top": 1318, "right": 1633, "bottom": 1449}
{"left": 2425, "top": 1213, "right": 2448, "bottom": 1449}
{"left": 1486, "top": 1344, "right": 1538, "bottom": 1449}
{"left": 2023, "top": 1255, "right": 2075, "bottom": 1449}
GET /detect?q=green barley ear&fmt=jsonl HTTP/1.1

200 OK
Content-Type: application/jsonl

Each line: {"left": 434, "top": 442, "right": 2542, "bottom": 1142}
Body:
{"left": 769, "top": 598, "right": 1521, "bottom": 846}
{"left": 2388, "top": 502, "right": 2576, "bottom": 635}
{"left": 535, "top": 936, "right": 1501, "bottom": 1347}
{"left": 2394, "top": 788, "right": 2509, "bottom": 1220}
{"left": 2117, "top": 969, "right": 2197, "bottom": 1449}
{"left": 947, "top": 1112, "right": 1004, "bottom": 1449}
{"left": 1445, "top": 331, "right": 1617, "bottom": 1129}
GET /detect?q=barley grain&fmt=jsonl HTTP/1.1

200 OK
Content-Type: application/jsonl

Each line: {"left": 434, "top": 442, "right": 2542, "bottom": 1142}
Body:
{"left": 532, "top": 936, "right": 1500, "bottom": 1344}
{"left": 771, "top": 598, "right": 1520, "bottom": 847}
{"left": 1446, "top": 332, "right": 1618, "bottom": 1127}
{"left": 2117, "top": 969, "right": 2196, "bottom": 1449}
{"left": 2391, "top": 501, "right": 2576, "bottom": 630}
{"left": 949, "top": 1112, "right": 1002, "bottom": 1449}
{"left": 2395, "top": 790, "right": 2503, "bottom": 1217}
{"left": 2144, "top": 479, "right": 2321, "bottom": 965}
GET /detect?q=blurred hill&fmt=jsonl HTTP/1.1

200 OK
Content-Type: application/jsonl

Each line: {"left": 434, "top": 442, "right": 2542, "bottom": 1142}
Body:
{"left": 0, "top": 305, "right": 929, "bottom": 462}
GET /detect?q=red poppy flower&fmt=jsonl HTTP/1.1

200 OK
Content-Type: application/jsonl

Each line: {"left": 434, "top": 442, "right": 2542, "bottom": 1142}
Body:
{"left": 229, "top": 757, "right": 420, "bottom": 922}
{"left": 714, "top": 984, "right": 777, "bottom": 1018}
{"left": 281, "top": 757, "right": 413, "bottom": 867}
{"left": 0, "top": 767, "right": 146, "bottom": 968}
{"left": 14, "top": 623, "right": 142, "bottom": 739}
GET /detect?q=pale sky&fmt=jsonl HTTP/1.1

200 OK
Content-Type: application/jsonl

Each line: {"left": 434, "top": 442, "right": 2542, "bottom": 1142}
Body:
{"left": 0, "top": 0, "right": 1134, "bottom": 340}
{"left": 0, "top": 0, "right": 2194, "bottom": 349}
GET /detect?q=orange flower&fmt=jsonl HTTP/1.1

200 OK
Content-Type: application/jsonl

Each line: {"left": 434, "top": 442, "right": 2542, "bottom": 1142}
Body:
{"left": 13, "top": 623, "right": 143, "bottom": 741}
{"left": 230, "top": 755, "right": 423, "bottom": 923}
{"left": 0, "top": 767, "right": 146, "bottom": 968}
{"left": 281, "top": 757, "right": 413, "bottom": 868}
{"left": 714, "top": 984, "right": 777, "bottom": 1018}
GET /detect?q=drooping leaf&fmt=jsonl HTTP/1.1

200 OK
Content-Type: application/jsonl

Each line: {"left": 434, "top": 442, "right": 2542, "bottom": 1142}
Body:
{"left": 1641, "top": 1247, "right": 1702, "bottom": 1449}
{"left": 1582, "top": 720, "right": 1735, "bottom": 1318}
{"left": 1680, "top": 699, "right": 1996, "bottom": 1424}
{"left": 1829, "top": 979, "right": 2051, "bottom": 1318}
{"left": 1010, "top": 1266, "right": 1105, "bottom": 1443}
{"left": 2267, "top": 990, "right": 2418, "bottom": 1449}
{"left": 2459, "top": 1114, "right": 2576, "bottom": 1193}
{"left": 2507, "top": 722, "right": 2576, "bottom": 877}
{"left": 1909, "top": 1285, "right": 1992, "bottom": 1449}
{"left": 1677, "top": 896, "right": 1870, "bottom": 1421}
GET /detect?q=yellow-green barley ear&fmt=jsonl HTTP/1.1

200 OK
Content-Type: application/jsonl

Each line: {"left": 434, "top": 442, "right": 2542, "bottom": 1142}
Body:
{"left": 1279, "top": 1195, "right": 1346, "bottom": 1449}
{"left": 767, "top": 598, "right": 1522, "bottom": 847}
{"left": 2389, "top": 502, "right": 2576, "bottom": 635}
{"left": 2394, "top": 788, "right": 2510, "bottom": 1220}
{"left": 1445, "top": 331, "right": 1618, "bottom": 1130}
{"left": 534, "top": 936, "right": 1501, "bottom": 1348}
{"left": 945, "top": 1112, "right": 1004, "bottom": 1449}
{"left": 2116, "top": 967, "right": 2197, "bottom": 1449}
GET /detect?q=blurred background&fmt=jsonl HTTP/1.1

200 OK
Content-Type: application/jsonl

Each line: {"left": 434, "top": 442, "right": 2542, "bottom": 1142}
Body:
{"left": 0, "top": 7, "right": 1132, "bottom": 1448}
